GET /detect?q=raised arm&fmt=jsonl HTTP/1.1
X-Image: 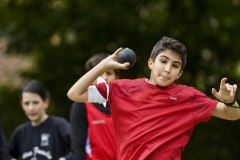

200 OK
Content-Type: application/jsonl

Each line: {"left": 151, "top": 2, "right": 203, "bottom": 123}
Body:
{"left": 67, "top": 48, "right": 129, "bottom": 102}
{"left": 211, "top": 77, "right": 240, "bottom": 120}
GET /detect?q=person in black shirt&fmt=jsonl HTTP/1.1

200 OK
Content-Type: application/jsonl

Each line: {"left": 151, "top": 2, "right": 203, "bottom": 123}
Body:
{"left": 9, "top": 80, "right": 72, "bottom": 160}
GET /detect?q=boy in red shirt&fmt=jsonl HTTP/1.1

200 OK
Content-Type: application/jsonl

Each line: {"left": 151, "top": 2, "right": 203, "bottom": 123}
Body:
{"left": 67, "top": 36, "right": 239, "bottom": 160}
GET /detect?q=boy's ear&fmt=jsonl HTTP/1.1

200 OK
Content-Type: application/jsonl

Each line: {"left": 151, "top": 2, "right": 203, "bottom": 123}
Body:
{"left": 176, "top": 70, "right": 183, "bottom": 80}
{"left": 148, "top": 58, "right": 153, "bottom": 70}
{"left": 44, "top": 98, "right": 50, "bottom": 109}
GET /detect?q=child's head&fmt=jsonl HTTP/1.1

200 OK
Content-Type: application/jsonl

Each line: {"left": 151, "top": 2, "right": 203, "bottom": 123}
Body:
{"left": 85, "top": 53, "right": 119, "bottom": 83}
{"left": 20, "top": 80, "right": 49, "bottom": 125}
{"left": 150, "top": 36, "right": 187, "bottom": 70}
{"left": 148, "top": 37, "right": 187, "bottom": 87}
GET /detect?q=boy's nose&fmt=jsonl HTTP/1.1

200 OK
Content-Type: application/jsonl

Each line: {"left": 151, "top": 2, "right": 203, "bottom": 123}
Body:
{"left": 164, "top": 64, "right": 171, "bottom": 73}
{"left": 28, "top": 104, "right": 35, "bottom": 111}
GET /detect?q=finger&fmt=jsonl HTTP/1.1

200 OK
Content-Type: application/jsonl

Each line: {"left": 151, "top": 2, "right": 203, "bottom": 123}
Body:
{"left": 230, "top": 84, "right": 237, "bottom": 96}
{"left": 233, "top": 84, "right": 237, "bottom": 92}
{"left": 220, "top": 78, "right": 227, "bottom": 88}
{"left": 118, "top": 62, "right": 130, "bottom": 70}
{"left": 211, "top": 88, "right": 219, "bottom": 99}
{"left": 230, "top": 85, "right": 234, "bottom": 96}
{"left": 113, "top": 47, "right": 123, "bottom": 56}
{"left": 233, "top": 84, "right": 238, "bottom": 97}
{"left": 225, "top": 83, "right": 231, "bottom": 91}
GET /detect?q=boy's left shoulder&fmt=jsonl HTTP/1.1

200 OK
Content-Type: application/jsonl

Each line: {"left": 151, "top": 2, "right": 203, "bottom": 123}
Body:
{"left": 111, "top": 78, "right": 144, "bottom": 88}
{"left": 49, "top": 116, "right": 69, "bottom": 125}
{"left": 173, "top": 84, "right": 198, "bottom": 93}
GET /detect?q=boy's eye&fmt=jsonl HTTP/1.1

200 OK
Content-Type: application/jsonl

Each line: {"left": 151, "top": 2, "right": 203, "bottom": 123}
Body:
{"left": 33, "top": 101, "right": 39, "bottom": 105}
{"left": 106, "top": 71, "right": 114, "bottom": 76}
{"left": 107, "top": 72, "right": 112, "bottom": 75}
{"left": 24, "top": 102, "right": 30, "bottom": 105}
{"left": 23, "top": 101, "right": 40, "bottom": 105}
{"left": 173, "top": 64, "right": 181, "bottom": 68}
{"left": 160, "top": 59, "right": 167, "bottom": 63}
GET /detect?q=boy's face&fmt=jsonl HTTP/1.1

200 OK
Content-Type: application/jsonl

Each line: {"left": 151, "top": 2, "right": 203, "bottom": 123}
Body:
{"left": 148, "top": 49, "right": 183, "bottom": 87}
{"left": 93, "top": 69, "right": 118, "bottom": 84}
{"left": 21, "top": 92, "right": 48, "bottom": 125}
{"left": 101, "top": 69, "right": 118, "bottom": 83}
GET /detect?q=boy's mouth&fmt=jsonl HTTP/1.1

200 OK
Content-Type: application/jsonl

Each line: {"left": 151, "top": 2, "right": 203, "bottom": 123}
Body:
{"left": 160, "top": 75, "right": 170, "bottom": 80}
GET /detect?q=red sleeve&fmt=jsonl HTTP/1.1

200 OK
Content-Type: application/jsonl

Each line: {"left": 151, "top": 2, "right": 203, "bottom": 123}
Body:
{"left": 95, "top": 83, "right": 108, "bottom": 99}
{"left": 192, "top": 89, "right": 218, "bottom": 123}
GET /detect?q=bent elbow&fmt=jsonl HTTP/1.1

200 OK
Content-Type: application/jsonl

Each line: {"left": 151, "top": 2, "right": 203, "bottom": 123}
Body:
{"left": 67, "top": 88, "right": 78, "bottom": 101}
{"left": 67, "top": 90, "right": 74, "bottom": 101}
{"left": 67, "top": 90, "right": 87, "bottom": 102}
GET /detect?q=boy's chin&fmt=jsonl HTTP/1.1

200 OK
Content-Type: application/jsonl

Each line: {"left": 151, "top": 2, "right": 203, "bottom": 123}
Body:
{"left": 28, "top": 115, "right": 39, "bottom": 121}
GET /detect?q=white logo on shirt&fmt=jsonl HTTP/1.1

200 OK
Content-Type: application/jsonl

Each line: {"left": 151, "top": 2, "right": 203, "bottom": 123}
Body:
{"left": 169, "top": 97, "right": 177, "bottom": 101}
{"left": 41, "top": 133, "right": 50, "bottom": 146}
{"left": 22, "top": 146, "right": 52, "bottom": 159}
{"left": 92, "top": 120, "right": 106, "bottom": 124}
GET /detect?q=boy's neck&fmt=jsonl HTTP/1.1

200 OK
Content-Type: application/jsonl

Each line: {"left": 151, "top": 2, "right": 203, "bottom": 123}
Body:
{"left": 31, "top": 114, "right": 49, "bottom": 126}
{"left": 145, "top": 78, "right": 174, "bottom": 88}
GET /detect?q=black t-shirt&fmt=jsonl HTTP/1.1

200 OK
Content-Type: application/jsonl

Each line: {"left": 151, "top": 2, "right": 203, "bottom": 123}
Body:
{"left": 9, "top": 116, "right": 72, "bottom": 160}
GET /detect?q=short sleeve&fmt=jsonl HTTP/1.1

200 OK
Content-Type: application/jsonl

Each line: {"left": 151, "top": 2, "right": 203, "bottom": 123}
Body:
{"left": 192, "top": 90, "right": 218, "bottom": 123}
{"left": 95, "top": 83, "right": 108, "bottom": 99}
{"left": 88, "top": 83, "right": 108, "bottom": 104}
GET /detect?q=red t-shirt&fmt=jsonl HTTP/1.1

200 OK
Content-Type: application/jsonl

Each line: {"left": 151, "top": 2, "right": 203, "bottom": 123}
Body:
{"left": 96, "top": 78, "right": 218, "bottom": 160}
{"left": 85, "top": 103, "right": 117, "bottom": 160}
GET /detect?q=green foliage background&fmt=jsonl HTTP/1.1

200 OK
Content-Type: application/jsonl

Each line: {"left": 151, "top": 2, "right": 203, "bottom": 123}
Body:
{"left": 1, "top": 0, "right": 240, "bottom": 159}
